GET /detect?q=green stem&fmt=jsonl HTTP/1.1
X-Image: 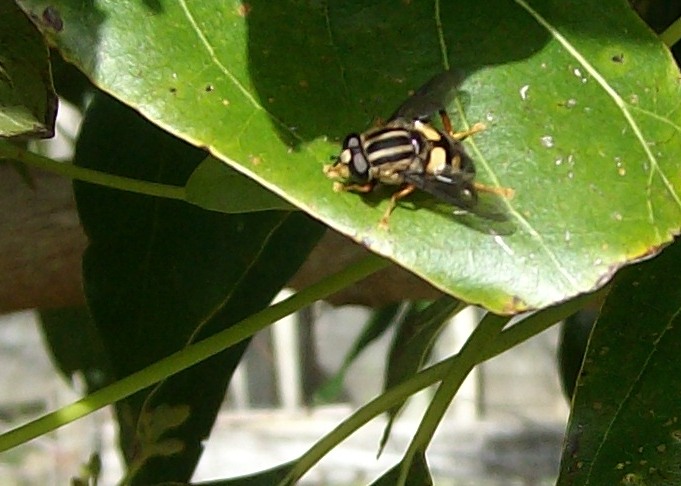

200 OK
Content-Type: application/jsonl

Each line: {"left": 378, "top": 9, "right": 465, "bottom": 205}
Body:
{"left": 660, "top": 16, "right": 681, "bottom": 47}
{"left": 397, "top": 313, "right": 509, "bottom": 484}
{"left": 0, "top": 139, "right": 186, "bottom": 201}
{"left": 283, "top": 289, "right": 603, "bottom": 485}
{"left": 0, "top": 255, "right": 388, "bottom": 453}
{"left": 282, "top": 348, "right": 456, "bottom": 485}
{"left": 486, "top": 286, "right": 607, "bottom": 360}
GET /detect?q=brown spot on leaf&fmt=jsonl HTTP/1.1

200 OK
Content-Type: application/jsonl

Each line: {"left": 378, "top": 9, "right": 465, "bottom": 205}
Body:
{"left": 237, "top": 3, "right": 252, "bottom": 16}
{"left": 501, "top": 295, "right": 529, "bottom": 315}
{"left": 42, "top": 6, "right": 64, "bottom": 31}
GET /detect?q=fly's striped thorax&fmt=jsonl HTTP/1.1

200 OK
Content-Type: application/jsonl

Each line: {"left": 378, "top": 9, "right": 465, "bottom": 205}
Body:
{"left": 361, "top": 127, "right": 420, "bottom": 167}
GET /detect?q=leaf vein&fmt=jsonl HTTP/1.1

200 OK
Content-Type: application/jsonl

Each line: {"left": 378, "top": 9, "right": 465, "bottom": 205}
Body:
{"left": 630, "top": 105, "right": 681, "bottom": 133}
{"left": 585, "top": 308, "right": 681, "bottom": 484}
{"left": 514, "top": 0, "right": 681, "bottom": 219}
{"left": 321, "top": 2, "right": 352, "bottom": 108}
{"left": 0, "top": 111, "right": 25, "bottom": 129}
{"left": 233, "top": 109, "right": 260, "bottom": 144}
{"left": 177, "top": 0, "right": 259, "bottom": 110}
{"left": 458, "top": 99, "right": 582, "bottom": 292}
{"left": 434, "top": 0, "right": 449, "bottom": 71}
{"left": 626, "top": 105, "right": 680, "bottom": 234}
{"left": 177, "top": 0, "right": 305, "bottom": 146}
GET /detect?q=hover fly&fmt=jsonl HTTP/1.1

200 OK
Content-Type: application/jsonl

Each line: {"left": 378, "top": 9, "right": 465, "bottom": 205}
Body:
{"left": 324, "top": 70, "right": 513, "bottom": 229}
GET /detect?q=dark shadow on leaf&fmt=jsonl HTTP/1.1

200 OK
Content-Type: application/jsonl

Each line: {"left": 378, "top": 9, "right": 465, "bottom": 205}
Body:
{"left": 401, "top": 191, "right": 517, "bottom": 236}
{"left": 245, "top": 0, "right": 551, "bottom": 149}
{"left": 141, "top": 0, "right": 163, "bottom": 13}
{"left": 245, "top": 0, "right": 660, "bottom": 155}
{"left": 351, "top": 187, "right": 516, "bottom": 235}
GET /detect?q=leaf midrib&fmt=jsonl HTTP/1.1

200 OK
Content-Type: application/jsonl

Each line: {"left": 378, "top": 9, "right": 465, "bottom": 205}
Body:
{"left": 514, "top": 0, "right": 681, "bottom": 216}
{"left": 583, "top": 305, "right": 681, "bottom": 484}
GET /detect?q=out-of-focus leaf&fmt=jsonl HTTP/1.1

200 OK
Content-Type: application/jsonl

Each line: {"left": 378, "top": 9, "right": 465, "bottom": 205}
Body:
{"left": 632, "top": 0, "right": 681, "bottom": 33}
{"left": 185, "top": 157, "right": 294, "bottom": 213}
{"left": 39, "top": 306, "right": 112, "bottom": 393}
{"left": 73, "top": 93, "right": 324, "bottom": 484}
{"left": 557, "top": 307, "right": 598, "bottom": 400}
{"left": 315, "top": 302, "right": 402, "bottom": 403}
{"left": 557, "top": 238, "right": 681, "bottom": 485}
{"left": 384, "top": 298, "right": 463, "bottom": 391}
{"left": 15, "top": 0, "right": 681, "bottom": 314}
{"left": 0, "top": 3, "right": 57, "bottom": 138}
{"left": 379, "top": 297, "right": 462, "bottom": 453}
{"left": 72, "top": 453, "right": 102, "bottom": 486}
{"left": 368, "top": 453, "right": 432, "bottom": 486}
{"left": 179, "top": 461, "right": 294, "bottom": 486}
{"left": 51, "top": 50, "right": 92, "bottom": 108}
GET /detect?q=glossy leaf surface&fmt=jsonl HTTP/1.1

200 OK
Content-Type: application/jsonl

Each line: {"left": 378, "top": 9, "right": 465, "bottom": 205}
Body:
{"left": 17, "top": 0, "right": 681, "bottom": 313}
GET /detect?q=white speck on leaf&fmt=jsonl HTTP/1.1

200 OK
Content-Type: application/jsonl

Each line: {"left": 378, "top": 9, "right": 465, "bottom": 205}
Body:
{"left": 519, "top": 84, "right": 530, "bottom": 100}
{"left": 540, "top": 135, "right": 554, "bottom": 148}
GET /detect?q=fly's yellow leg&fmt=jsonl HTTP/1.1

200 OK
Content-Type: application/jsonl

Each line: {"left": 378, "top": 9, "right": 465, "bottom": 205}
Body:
{"left": 438, "top": 109, "right": 486, "bottom": 141}
{"left": 333, "top": 182, "right": 375, "bottom": 193}
{"left": 379, "top": 184, "right": 416, "bottom": 230}
{"left": 473, "top": 182, "right": 515, "bottom": 199}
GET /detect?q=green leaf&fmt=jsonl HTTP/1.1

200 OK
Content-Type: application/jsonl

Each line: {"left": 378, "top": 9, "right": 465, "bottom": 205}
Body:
{"left": 0, "top": 3, "right": 56, "bottom": 137}
{"left": 38, "top": 306, "right": 113, "bottom": 393}
{"left": 557, "top": 238, "right": 681, "bottom": 485}
{"left": 51, "top": 50, "right": 92, "bottom": 108}
{"left": 187, "top": 462, "right": 295, "bottom": 486}
{"left": 315, "top": 303, "right": 402, "bottom": 403}
{"left": 73, "top": 93, "right": 324, "bottom": 484}
{"left": 19, "top": 0, "right": 681, "bottom": 313}
{"left": 557, "top": 307, "right": 598, "bottom": 400}
{"left": 379, "top": 297, "right": 462, "bottom": 453}
{"left": 186, "top": 157, "right": 294, "bottom": 212}
{"left": 384, "top": 299, "right": 463, "bottom": 392}
{"left": 369, "top": 453, "right": 432, "bottom": 486}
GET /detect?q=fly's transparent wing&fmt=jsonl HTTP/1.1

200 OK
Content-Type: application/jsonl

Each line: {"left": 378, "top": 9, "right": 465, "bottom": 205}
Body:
{"left": 403, "top": 171, "right": 511, "bottom": 224}
{"left": 403, "top": 171, "right": 477, "bottom": 210}
{"left": 389, "top": 69, "right": 468, "bottom": 122}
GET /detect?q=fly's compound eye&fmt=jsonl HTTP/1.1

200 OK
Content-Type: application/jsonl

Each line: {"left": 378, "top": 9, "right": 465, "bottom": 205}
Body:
{"left": 342, "top": 134, "right": 370, "bottom": 183}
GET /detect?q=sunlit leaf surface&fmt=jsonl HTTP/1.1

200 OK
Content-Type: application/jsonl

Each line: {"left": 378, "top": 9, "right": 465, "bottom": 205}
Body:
{"left": 17, "top": 0, "right": 681, "bottom": 313}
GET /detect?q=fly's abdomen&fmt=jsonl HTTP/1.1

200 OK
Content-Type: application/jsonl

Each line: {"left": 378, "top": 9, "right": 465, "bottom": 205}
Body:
{"left": 362, "top": 128, "right": 419, "bottom": 166}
